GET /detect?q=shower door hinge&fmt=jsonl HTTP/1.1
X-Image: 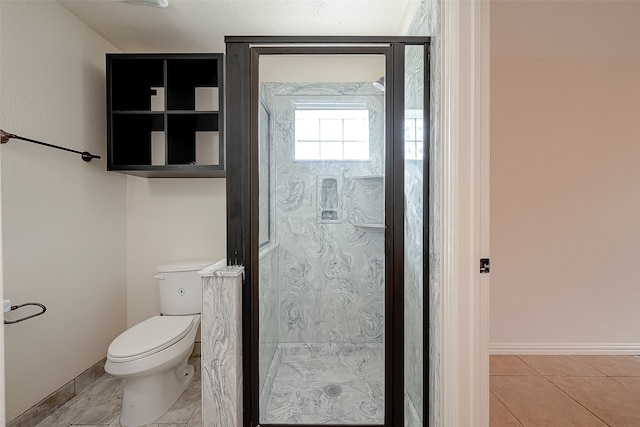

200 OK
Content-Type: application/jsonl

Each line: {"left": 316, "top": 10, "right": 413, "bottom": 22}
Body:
{"left": 480, "top": 258, "right": 490, "bottom": 274}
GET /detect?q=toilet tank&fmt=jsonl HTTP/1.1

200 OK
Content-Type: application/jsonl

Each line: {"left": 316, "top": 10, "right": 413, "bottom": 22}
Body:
{"left": 156, "top": 259, "right": 216, "bottom": 315}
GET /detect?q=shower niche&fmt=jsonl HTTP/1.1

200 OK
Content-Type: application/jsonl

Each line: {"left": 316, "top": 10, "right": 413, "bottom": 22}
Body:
{"left": 318, "top": 176, "right": 341, "bottom": 223}
{"left": 352, "top": 175, "right": 385, "bottom": 231}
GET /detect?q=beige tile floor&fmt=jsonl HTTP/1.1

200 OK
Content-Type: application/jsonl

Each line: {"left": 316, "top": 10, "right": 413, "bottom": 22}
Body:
{"left": 491, "top": 355, "right": 640, "bottom": 427}
{"left": 34, "top": 356, "right": 202, "bottom": 427}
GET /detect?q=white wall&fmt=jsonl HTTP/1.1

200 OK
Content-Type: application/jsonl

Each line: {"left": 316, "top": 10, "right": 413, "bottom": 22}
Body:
{"left": 0, "top": 4, "right": 6, "bottom": 424}
{"left": 0, "top": 2, "right": 230, "bottom": 419}
{"left": 0, "top": 1, "right": 127, "bottom": 420}
{"left": 0, "top": 2, "right": 6, "bottom": 420}
{"left": 126, "top": 176, "right": 227, "bottom": 327}
{"left": 490, "top": 58, "right": 640, "bottom": 352}
{"left": 260, "top": 55, "right": 384, "bottom": 82}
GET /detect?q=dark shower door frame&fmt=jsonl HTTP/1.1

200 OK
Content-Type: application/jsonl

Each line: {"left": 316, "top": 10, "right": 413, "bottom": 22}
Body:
{"left": 225, "top": 36, "right": 430, "bottom": 427}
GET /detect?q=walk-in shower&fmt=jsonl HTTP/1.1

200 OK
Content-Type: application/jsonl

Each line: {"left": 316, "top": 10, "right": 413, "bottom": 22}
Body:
{"left": 226, "top": 37, "right": 428, "bottom": 427}
{"left": 257, "top": 54, "right": 387, "bottom": 424}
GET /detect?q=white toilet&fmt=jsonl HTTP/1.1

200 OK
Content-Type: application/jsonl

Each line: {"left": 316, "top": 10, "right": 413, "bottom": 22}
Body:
{"left": 105, "top": 259, "right": 215, "bottom": 427}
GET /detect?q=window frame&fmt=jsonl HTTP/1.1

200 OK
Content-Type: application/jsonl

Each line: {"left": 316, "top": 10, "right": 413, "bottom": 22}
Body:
{"left": 293, "top": 102, "right": 372, "bottom": 162}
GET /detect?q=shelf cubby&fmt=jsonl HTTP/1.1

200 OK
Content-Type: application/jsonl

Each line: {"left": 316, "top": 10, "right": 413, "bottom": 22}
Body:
{"left": 107, "top": 53, "right": 224, "bottom": 178}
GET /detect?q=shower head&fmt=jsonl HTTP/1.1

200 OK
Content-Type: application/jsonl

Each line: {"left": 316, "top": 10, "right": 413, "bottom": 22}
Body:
{"left": 373, "top": 76, "right": 385, "bottom": 92}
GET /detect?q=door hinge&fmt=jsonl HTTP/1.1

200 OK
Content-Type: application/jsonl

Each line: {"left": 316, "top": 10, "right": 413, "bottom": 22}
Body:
{"left": 480, "top": 258, "right": 490, "bottom": 274}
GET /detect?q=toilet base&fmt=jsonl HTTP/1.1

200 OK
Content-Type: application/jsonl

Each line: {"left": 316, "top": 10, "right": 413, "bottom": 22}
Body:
{"left": 120, "top": 358, "right": 194, "bottom": 427}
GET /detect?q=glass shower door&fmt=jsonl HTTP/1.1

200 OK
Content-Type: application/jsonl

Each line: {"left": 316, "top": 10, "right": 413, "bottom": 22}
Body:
{"left": 404, "top": 44, "right": 427, "bottom": 427}
{"left": 256, "top": 52, "right": 387, "bottom": 425}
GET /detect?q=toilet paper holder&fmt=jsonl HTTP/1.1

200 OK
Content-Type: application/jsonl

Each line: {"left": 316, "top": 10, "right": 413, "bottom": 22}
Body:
{"left": 4, "top": 302, "right": 47, "bottom": 324}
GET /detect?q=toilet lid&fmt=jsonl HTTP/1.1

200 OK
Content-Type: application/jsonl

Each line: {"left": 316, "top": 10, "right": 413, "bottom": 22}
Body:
{"left": 108, "top": 315, "right": 194, "bottom": 361}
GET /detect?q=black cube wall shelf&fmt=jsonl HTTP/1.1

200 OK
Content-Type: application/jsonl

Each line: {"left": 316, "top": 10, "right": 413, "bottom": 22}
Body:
{"left": 107, "top": 53, "right": 225, "bottom": 178}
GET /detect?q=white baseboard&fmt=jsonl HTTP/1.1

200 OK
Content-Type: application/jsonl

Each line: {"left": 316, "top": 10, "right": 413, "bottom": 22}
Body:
{"left": 490, "top": 343, "right": 640, "bottom": 355}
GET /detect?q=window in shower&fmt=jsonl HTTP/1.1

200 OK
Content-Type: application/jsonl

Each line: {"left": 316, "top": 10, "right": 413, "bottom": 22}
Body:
{"left": 405, "top": 109, "right": 424, "bottom": 160}
{"left": 294, "top": 108, "right": 370, "bottom": 161}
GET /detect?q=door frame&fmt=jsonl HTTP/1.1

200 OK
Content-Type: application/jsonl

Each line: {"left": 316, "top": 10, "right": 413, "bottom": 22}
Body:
{"left": 225, "top": 36, "right": 430, "bottom": 427}
{"left": 440, "top": 0, "right": 491, "bottom": 426}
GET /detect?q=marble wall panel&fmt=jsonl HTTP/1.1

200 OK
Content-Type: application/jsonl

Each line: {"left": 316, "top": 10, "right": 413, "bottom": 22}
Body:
{"left": 258, "top": 242, "right": 279, "bottom": 393}
{"left": 405, "top": 388, "right": 423, "bottom": 427}
{"left": 262, "top": 82, "right": 386, "bottom": 345}
{"left": 404, "top": 42, "right": 426, "bottom": 423}
{"left": 407, "top": 1, "right": 442, "bottom": 426}
{"left": 405, "top": 159, "right": 425, "bottom": 422}
{"left": 201, "top": 264, "right": 244, "bottom": 427}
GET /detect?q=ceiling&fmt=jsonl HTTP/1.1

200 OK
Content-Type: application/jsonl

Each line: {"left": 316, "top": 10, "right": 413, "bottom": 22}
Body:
{"left": 58, "top": 0, "right": 424, "bottom": 53}
{"left": 57, "top": 0, "right": 640, "bottom": 58}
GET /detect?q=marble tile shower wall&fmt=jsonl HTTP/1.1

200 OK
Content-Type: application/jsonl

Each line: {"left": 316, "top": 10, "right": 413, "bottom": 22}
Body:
{"left": 404, "top": 44, "right": 426, "bottom": 425}
{"left": 408, "top": 1, "right": 442, "bottom": 426}
{"left": 405, "top": 161, "right": 424, "bottom": 424}
{"left": 263, "top": 82, "right": 386, "bottom": 345}
{"left": 201, "top": 265, "right": 244, "bottom": 427}
{"left": 258, "top": 242, "right": 279, "bottom": 389}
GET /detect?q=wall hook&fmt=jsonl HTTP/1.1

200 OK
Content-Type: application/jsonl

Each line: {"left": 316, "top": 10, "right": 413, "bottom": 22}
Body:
{"left": 0, "top": 129, "right": 101, "bottom": 162}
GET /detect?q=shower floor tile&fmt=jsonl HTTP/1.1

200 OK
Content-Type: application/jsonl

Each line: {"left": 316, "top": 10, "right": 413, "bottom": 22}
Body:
{"left": 262, "top": 343, "right": 384, "bottom": 425}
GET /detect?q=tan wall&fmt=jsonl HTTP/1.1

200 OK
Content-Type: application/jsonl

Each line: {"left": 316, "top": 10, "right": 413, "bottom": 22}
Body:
{"left": 490, "top": 58, "right": 640, "bottom": 350}
{"left": 0, "top": 1, "right": 127, "bottom": 420}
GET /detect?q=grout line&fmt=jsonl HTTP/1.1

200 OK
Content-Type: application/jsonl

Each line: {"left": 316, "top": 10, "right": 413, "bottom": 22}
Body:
{"left": 609, "top": 376, "right": 640, "bottom": 398}
{"left": 514, "top": 355, "right": 542, "bottom": 376}
{"left": 489, "top": 356, "right": 640, "bottom": 426}
{"left": 576, "top": 357, "right": 609, "bottom": 377}
{"left": 489, "top": 390, "right": 524, "bottom": 427}
{"left": 541, "top": 375, "right": 612, "bottom": 427}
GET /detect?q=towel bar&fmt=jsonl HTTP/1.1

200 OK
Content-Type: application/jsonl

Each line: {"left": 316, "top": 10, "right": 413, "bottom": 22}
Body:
{"left": 4, "top": 302, "right": 47, "bottom": 324}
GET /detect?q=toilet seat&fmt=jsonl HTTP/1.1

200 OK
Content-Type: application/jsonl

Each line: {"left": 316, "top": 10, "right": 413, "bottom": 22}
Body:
{"left": 108, "top": 315, "right": 194, "bottom": 363}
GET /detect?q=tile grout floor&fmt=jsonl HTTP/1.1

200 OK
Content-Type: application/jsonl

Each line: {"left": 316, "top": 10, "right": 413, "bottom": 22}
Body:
{"left": 33, "top": 356, "right": 202, "bottom": 427}
{"left": 491, "top": 354, "right": 640, "bottom": 426}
